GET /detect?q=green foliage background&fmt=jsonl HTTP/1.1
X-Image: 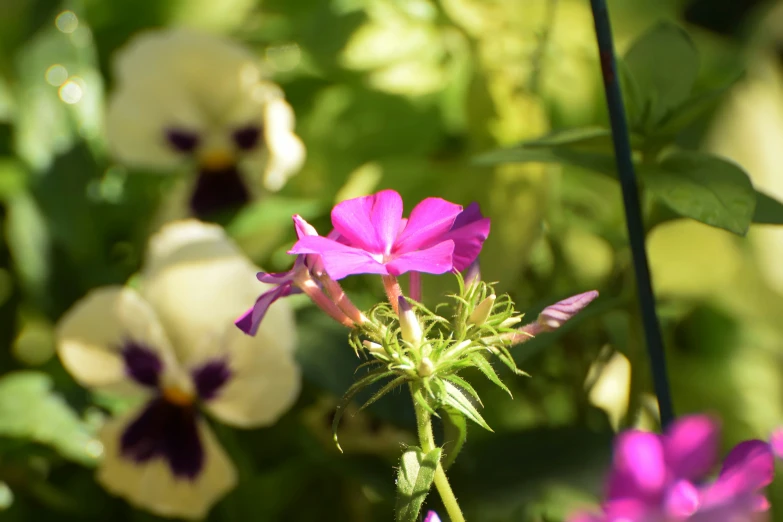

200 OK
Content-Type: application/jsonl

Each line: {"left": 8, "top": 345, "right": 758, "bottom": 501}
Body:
{"left": 1, "top": 0, "right": 783, "bottom": 520}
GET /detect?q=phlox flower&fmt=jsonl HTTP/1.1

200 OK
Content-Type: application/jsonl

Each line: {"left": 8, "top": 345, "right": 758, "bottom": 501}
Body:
{"left": 289, "top": 189, "right": 490, "bottom": 280}
{"left": 56, "top": 220, "right": 300, "bottom": 519}
{"left": 106, "top": 28, "right": 305, "bottom": 217}
{"left": 424, "top": 511, "right": 441, "bottom": 522}
{"left": 568, "top": 415, "right": 774, "bottom": 522}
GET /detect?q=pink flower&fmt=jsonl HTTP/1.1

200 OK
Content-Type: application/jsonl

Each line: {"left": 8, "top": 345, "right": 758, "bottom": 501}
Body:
{"left": 289, "top": 190, "right": 490, "bottom": 280}
{"left": 568, "top": 415, "right": 774, "bottom": 522}
{"left": 236, "top": 216, "right": 361, "bottom": 335}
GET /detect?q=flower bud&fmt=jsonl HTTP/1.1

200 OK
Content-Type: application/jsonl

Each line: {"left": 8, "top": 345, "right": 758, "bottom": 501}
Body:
{"left": 538, "top": 290, "right": 599, "bottom": 331}
{"left": 464, "top": 259, "right": 481, "bottom": 287}
{"left": 397, "top": 296, "right": 422, "bottom": 346}
{"left": 417, "top": 357, "right": 434, "bottom": 377}
{"left": 468, "top": 294, "right": 495, "bottom": 326}
{"left": 362, "top": 340, "right": 385, "bottom": 356}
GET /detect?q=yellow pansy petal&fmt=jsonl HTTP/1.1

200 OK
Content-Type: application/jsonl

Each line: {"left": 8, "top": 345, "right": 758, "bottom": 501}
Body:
{"left": 262, "top": 97, "right": 306, "bottom": 191}
{"left": 97, "top": 411, "right": 236, "bottom": 520}
{"left": 204, "top": 326, "right": 301, "bottom": 428}
{"left": 56, "top": 287, "right": 174, "bottom": 392}
{"left": 141, "top": 220, "right": 297, "bottom": 362}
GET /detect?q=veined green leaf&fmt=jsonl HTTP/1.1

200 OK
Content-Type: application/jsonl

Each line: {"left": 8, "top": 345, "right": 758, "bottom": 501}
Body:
{"left": 442, "top": 380, "right": 493, "bottom": 432}
{"left": 640, "top": 151, "right": 755, "bottom": 236}
{"left": 470, "top": 354, "right": 512, "bottom": 398}
{"left": 443, "top": 374, "right": 483, "bottom": 407}
{"left": 624, "top": 22, "right": 699, "bottom": 129}
{"left": 395, "top": 446, "right": 442, "bottom": 522}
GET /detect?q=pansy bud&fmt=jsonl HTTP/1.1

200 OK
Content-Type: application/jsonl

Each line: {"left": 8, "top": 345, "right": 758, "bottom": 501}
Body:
{"left": 397, "top": 296, "right": 422, "bottom": 347}
{"left": 468, "top": 294, "right": 495, "bottom": 326}
{"left": 538, "top": 290, "right": 599, "bottom": 331}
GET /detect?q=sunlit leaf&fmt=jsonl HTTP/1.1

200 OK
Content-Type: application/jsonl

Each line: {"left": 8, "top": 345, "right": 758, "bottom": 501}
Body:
{"left": 0, "top": 371, "right": 98, "bottom": 465}
{"left": 442, "top": 379, "right": 492, "bottom": 432}
{"left": 395, "top": 446, "right": 441, "bottom": 522}
{"left": 474, "top": 145, "right": 616, "bottom": 177}
{"left": 640, "top": 151, "right": 755, "bottom": 235}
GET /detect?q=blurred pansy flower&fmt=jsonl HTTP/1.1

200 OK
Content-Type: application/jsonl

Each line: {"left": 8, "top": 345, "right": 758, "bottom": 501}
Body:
{"left": 569, "top": 415, "right": 774, "bottom": 522}
{"left": 107, "top": 28, "right": 305, "bottom": 218}
{"left": 56, "top": 220, "right": 300, "bottom": 519}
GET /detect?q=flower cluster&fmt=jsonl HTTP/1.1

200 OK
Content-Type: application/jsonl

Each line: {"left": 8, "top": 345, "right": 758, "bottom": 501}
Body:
{"left": 237, "top": 188, "right": 598, "bottom": 522}
{"left": 569, "top": 415, "right": 775, "bottom": 522}
{"left": 56, "top": 221, "right": 300, "bottom": 519}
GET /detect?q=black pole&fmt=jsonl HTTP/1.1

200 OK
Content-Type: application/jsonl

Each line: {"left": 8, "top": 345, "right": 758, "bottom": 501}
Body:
{"left": 588, "top": 0, "right": 675, "bottom": 427}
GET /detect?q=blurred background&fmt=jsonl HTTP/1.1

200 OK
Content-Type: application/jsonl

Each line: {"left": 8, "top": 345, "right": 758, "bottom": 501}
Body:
{"left": 2, "top": 0, "right": 783, "bottom": 520}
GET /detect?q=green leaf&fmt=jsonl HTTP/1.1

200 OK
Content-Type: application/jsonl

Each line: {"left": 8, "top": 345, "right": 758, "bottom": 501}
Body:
{"left": 332, "top": 369, "right": 396, "bottom": 452}
{"left": 470, "top": 354, "right": 512, "bottom": 398}
{"left": 517, "top": 127, "right": 613, "bottom": 150}
{"left": 442, "top": 380, "right": 493, "bottom": 432}
{"left": 640, "top": 151, "right": 755, "bottom": 235}
{"left": 474, "top": 146, "right": 616, "bottom": 177}
{"left": 624, "top": 22, "right": 699, "bottom": 129}
{"left": 752, "top": 190, "right": 783, "bottom": 225}
{"left": 357, "top": 375, "right": 408, "bottom": 413}
{"left": 0, "top": 371, "right": 98, "bottom": 465}
{"left": 443, "top": 374, "right": 483, "bottom": 407}
{"left": 226, "top": 196, "right": 324, "bottom": 238}
{"left": 441, "top": 405, "right": 467, "bottom": 470}
{"left": 652, "top": 80, "right": 739, "bottom": 138}
{"left": 395, "top": 446, "right": 442, "bottom": 522}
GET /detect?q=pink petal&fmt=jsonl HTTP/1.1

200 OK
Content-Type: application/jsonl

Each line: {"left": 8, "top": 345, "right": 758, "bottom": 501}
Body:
{"left": 393, "top": 197, "right": 462, "bottom": 254}
{"left": 769, "top": 427, "right": 783, "bottom": 459}
{"left": 293, "top": 214, "right": 319, "bottom": 238}
{"left": 603, "top": 498, "right": 659, "bottom": 521}
{"left": 715, "top": 440, "right": 774, "bottom": 494}
{"left": 331, "top": 190, "right": 402, "bottom": 253}
{"left": 289, "top": 234, "right": 350, "bottom": 256}
{"left": 608, "top": 431, "right": 667, "bottom": 501}
{"left": 423, "top": 511, "right": 441, "bottom": 522}
{"left": 664, "top": 480, "right": 700, "bottom": 519}
{"left": 320, "top": 249, "right": 389, "bottom": 280}
{"left": 441, "top": 207, "right": 491, "bottom": 271}
{"left": 234, "top": 284, "right": 295, "bottom": 336}
{"left": 664, "top": 414, "right": 720, "bottom": 481}
{"left": 386, "top": 240, "right": 455, "bottom": 276}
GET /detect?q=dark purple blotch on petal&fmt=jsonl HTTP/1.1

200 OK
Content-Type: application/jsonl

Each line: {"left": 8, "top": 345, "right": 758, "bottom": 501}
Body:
{"left": 165, "top": 129, "right": 200, "bottom": 153}
{"left": 120, "top": 398, "right": 204, "bottom": 480}
{"left": 121, "top": 341, "right": 163, "bottom": 388}
{"left": 192, "top": 360, "right": 232, "bottom": 401}
{"left": 232, "top": 125, "right": 262, "bottom": 151}
{"left": 190, "top": 165, "right": 250, "bottom": 218}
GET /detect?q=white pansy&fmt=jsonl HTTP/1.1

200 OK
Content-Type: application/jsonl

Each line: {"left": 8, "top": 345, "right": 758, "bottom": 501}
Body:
{"left": 106, "top": 28, "right": 305, "bottom": 214}
{"left": 56, "top": 219, "right": 300, "bottom": 519}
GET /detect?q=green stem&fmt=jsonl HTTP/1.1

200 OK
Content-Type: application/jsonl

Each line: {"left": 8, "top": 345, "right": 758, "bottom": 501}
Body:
{"left": 411, "top": 386, "right": 466, "bottom": 522}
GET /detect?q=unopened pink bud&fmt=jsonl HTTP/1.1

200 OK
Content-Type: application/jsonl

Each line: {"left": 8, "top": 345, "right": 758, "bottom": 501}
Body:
{"left": 398, "top": 296, "right": 422, "bottom": 346}
{"left": 538, "top": 290, "right": 598, "bottom": 331}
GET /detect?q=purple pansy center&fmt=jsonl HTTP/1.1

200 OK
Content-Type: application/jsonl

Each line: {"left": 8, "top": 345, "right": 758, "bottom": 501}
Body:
{"left": 119, "top": 340, "right": 232, "bottom": 479}
{"left": 120, "top": 398, "right": 203, "bottom": 480}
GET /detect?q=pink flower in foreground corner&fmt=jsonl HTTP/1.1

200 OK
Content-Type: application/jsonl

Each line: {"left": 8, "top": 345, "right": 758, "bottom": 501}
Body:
{"left": 289, "top": 189, "right": 490, "bottom": 280}
{"left": 423, "top": 511, "right": 441, "bottom": 522}
{"left": 568, "top": 415, "right": 774, "bottom": 522}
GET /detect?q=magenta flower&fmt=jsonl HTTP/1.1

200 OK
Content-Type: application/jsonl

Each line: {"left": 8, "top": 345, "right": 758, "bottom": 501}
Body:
{"left": 568, "top": 415, "right": 774, "bottom": 522}
{"left": 289, "top": 190, "right": 490, "bottom": 280}
{"left": 235, "top": 215, "right": 361, "bottom": 335}
{"left": 423, "top": 511, "right": 441, "bottom": 522}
